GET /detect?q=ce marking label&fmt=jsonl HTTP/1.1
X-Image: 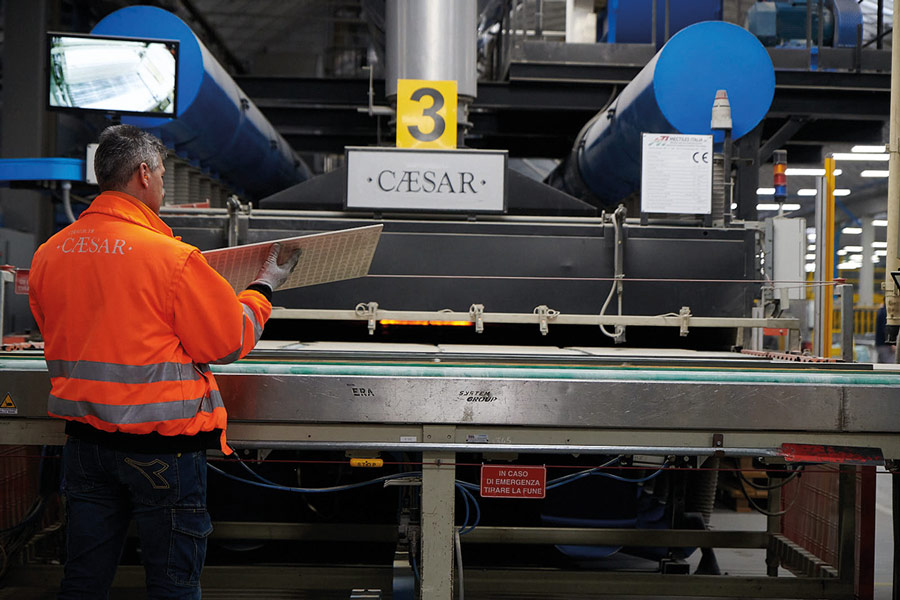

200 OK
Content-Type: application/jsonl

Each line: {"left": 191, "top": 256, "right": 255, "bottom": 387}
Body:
{"left": 692, "top": 152, "right": 710, "bottom": 164}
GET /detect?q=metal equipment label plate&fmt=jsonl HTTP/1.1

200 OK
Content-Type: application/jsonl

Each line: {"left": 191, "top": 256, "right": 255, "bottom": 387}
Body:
{"left": 345, "top": 146, "right": 507, "bottom": 213}
{"left": 640, "top": 133, "right": 713, "bottom": 214}
{"left": 480, "top": 465, "right": 546, "bottom": 499}
{"left": 202, "top": 225, "right": 382, "bottom": 292}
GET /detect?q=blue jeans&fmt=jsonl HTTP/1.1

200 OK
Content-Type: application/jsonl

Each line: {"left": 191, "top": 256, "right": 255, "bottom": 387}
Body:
{"left": 59, "top": 437, "right": 212, "bottom": 600}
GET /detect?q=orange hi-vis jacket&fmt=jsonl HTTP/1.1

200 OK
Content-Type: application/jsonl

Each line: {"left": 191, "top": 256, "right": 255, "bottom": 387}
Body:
{"left": 28, "top": 191, "right": 271, "bottom": 454}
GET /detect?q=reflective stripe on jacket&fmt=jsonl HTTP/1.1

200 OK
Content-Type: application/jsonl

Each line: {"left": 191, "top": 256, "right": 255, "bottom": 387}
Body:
{"left": 28, "top": 191, "right": 271, "bottom": 454}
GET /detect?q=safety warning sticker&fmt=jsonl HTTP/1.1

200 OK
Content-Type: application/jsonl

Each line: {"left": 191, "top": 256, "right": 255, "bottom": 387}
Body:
{"left": 0, "top": 393, "right": 17, "bottom": 415}
{"left": 480, "top": 465, "right": 546, "bottom": 499}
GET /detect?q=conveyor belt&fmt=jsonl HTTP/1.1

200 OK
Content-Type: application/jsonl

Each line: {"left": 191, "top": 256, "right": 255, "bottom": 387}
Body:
{"left": 0, "top": 346, "right": 895, "bottom": 600}
{"left": 2, "top": 346, "right": 900, "bottom": 458}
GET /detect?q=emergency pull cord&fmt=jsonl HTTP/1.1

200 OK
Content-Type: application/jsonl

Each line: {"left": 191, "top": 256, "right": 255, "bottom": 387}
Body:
{"left": 599, "top": 205, "right": 627, "bottom": 340}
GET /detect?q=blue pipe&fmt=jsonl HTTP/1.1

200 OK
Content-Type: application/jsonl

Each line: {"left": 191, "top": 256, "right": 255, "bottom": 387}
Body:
{"left": 552, "top": 21, "right": 775, "bottom": 207}
{"left": 92, "top": 6, "right": 310, "bottom": 200}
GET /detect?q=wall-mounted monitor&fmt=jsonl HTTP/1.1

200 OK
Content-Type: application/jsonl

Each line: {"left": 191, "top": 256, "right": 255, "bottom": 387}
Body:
{"left": 47, "top": 32, "right": 179, "bottom": 117}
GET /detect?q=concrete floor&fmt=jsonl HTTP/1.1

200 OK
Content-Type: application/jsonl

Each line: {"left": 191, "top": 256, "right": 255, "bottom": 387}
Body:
{"left": 0, "top": 471, "right": 895, "bottom": 599}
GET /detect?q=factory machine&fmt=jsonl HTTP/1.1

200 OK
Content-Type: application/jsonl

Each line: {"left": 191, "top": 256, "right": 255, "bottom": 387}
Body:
{"left": 2, "top": 2, "right": 899, "bottom": 599}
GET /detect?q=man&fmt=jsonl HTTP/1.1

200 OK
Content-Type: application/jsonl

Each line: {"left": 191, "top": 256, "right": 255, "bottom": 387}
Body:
{"left": 28, "top": 124, "right": 299, "bottom": 599}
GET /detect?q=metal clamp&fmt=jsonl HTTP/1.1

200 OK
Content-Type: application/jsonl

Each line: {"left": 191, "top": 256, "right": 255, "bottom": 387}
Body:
{"left": 534, "top": 305, "right": 560, "bottom": 336}
{"left": 679, "top": 306, "right": 692, "bottom": 337}
{"left": 469, "top": 304, "right": 485, "bottom": 334}
{"left": 225, "top": 196, "right": 251, "bottom": 247}
{"left": 355, "top": 301, "right": 379, "bottom": 335}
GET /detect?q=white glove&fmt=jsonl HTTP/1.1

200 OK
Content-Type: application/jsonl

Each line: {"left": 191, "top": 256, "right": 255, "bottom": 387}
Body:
{"left": 250, "top": 242, "right": 301, "bottom": 292}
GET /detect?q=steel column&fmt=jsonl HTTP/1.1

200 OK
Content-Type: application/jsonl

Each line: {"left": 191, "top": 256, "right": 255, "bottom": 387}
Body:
{"left": 420, "top": 426, "right": 456, "bottom": 600}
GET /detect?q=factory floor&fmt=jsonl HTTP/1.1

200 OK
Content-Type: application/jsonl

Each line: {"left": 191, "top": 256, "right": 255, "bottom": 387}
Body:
{"left": 0, "top": 470, "right": 894, "bottom": 599}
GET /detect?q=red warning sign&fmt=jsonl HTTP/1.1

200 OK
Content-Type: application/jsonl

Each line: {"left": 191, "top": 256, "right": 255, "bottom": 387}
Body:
{"left": 14, "top": 269, "right": 28, "bottom": 295}
{"left": 480, "top": 465, "right": 546, "bottom": 499}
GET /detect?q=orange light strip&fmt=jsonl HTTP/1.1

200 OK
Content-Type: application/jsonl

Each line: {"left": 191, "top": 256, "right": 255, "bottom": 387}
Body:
{"left": 379, "top": 320, "right": 474, "bottom": 327}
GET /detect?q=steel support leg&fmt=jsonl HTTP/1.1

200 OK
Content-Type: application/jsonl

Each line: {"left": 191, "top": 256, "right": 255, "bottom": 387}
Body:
{"left": 766, "top": 481, "right": 782, "bottom": 577}
{"left": 893, "top": 469, "right": 900, "bottom": 600}
{"left": 421, "top": 425, "right": 456, "bottom": 600}
{"left": 838, "top": 465, "right": 857, "bottom": 590}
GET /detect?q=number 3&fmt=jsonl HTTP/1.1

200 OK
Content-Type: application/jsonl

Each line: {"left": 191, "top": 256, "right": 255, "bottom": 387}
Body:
{"left": 408, "top": 87, "right": 445, "bottom": 142}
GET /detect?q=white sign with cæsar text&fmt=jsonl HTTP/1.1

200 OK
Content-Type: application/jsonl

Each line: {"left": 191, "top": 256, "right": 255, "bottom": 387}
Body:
{"left": 345, "top": 146, "right": 507, "bottom": 213}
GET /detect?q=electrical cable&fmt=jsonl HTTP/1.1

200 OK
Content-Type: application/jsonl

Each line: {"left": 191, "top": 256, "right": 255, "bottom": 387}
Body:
{"left": 734, "top": 470, "right": 803, "bottom": 517}
{"left": 737, "top": 464, "right": 805, "bottom": 490}
{"left": 208, "top": 461, "right": 421, "bottom": 494}
{"left": 546, "top": 457, "right": 622, "bottom": 487}
{"left": 216, "top": 454, "right": 656, "bottom": 536}
{"left": 454, "top": 529, "right": 465, "bottom": 600}
{"left": 456, "top": 484, "right": 481, "bottom": 535}
{"left": 599, "top": 205, "right": 627, "bottom": 340}
{"left": 233, "top": 452, "right": 283, "bottom": 486}
{"left": 547, "top": 467, "right": 666, "bottom": 489}
{"left": 455, "top": 483, "right": 471, "bottom": 535}
{"left": 410, "top": 553, "right": 420, "bottom": 583}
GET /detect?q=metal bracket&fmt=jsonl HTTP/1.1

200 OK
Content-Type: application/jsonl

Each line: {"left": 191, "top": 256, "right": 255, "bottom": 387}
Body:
{"left": 678, "top": 306, "right": 692, "bottom": 337}
{"left": 355, "top": 301, "right": 379, "bottom": 335}
{"left": 712, "top": 433, "right": 725, "bottom": 457}
{"left": 534, "top": 305, "right": 559, "bottom": 336}
{"left": 469, "top": 304, "right": 485, "bottom": 333}
{"left": 225, "top": 196, "right": 251, "bottom": 247}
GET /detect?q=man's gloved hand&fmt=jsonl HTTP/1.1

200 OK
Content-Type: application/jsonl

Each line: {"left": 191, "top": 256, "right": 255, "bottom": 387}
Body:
{"left": 250, "top": 242, "right": 301, "bottom": 292}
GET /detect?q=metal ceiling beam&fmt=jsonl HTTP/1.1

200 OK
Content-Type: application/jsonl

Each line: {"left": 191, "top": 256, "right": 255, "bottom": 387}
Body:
{"left": 237, "top": 74, "right": 891, "bottom": 160}
{"left": 758, "top": 117, "right": 810, "bottom": 164}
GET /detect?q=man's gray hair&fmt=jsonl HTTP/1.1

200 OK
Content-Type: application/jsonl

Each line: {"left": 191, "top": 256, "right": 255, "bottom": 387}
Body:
{"left": 94, "top": 124, "right": 168, "bottom": 192}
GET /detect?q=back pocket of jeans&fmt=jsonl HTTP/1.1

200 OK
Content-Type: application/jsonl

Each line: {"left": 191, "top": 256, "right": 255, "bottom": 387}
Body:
{"left": 167, "top": 508, "right": 213, "bottom": 586}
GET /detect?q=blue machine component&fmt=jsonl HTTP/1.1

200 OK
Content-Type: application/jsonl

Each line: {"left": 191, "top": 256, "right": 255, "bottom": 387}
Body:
{"left": 92, "top": 6, "right": 310, "bottom": 201}
{"left": 603, "top": 0, "right": 723, "bottom": 47}
{"left": 562, "top": 21, "right": 774, "bottom": 207}
{"left": 0, "top": 158, "right": 84, "bottom": 182}
{"left": 746, "top": 0, "right": 862, "bottom": 48}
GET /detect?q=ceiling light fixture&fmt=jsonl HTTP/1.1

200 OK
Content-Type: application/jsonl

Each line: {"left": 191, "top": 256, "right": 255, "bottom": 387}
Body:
{"left": 851, "top": 145, "right": 887, "bottom": 153}
{"left": 832, "top": 153, "right": 889, "bottom": 161}
{"left": 784, "top": 168, "right": 842, "bottom": 176}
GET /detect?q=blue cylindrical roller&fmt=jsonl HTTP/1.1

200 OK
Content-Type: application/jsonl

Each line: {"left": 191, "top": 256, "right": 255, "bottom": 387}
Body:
{"left": 92, "top": 6, "right": 310, "bottom": 200}
{"left": 568, "top": 21, "right": 774, "bottom": 207}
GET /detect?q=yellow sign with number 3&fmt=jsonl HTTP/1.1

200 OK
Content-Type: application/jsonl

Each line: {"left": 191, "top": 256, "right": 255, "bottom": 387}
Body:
{"left": 396, "top": 79, "right": 457, "bottom": 149}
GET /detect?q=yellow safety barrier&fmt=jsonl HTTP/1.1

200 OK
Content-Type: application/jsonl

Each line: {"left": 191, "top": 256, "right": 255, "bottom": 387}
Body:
{"left": 831, "top": 306, "right": 879, "bottom": 336}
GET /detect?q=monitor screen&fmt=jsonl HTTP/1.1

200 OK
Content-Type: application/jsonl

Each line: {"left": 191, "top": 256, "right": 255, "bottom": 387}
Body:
{"left": 48, "top": 32, "right": 179, "bottom": 117}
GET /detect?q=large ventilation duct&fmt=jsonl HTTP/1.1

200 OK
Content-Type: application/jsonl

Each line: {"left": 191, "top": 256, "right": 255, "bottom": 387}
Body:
{"left": 92, "top": 6, "right": 310, "bottom": 201}
{"left": 547, "top": 21, "right": 775, "bottom": 208}
{"left": 386, "top": 0, "right": 477, "bottom": 135}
